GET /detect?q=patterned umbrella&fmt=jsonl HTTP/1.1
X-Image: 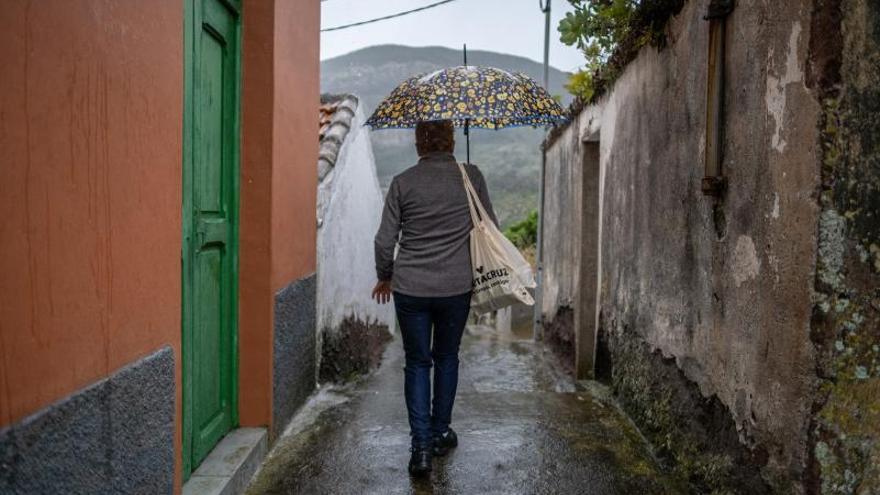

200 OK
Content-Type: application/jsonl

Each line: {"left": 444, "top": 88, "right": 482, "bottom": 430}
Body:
{"left": 365, "top": 65, "right": 567, "bottom": 130}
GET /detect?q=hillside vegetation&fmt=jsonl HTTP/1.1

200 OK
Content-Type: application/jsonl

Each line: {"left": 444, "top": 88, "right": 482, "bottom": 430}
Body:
{"left": 321, "top": 45, "right": 572, "bottom": 228}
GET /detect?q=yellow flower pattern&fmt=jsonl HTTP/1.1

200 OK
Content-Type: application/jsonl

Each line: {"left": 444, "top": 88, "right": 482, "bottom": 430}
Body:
{"left": 366, "top": 65, "right": 566, "bottom": 130}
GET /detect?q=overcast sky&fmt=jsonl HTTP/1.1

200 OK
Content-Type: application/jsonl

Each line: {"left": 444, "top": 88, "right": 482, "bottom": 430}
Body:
{"left": 320, "top": 0, "right": 585, "bottom": 73}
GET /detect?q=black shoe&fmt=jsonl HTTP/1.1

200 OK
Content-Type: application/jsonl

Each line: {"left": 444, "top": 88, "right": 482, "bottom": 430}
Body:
{"left": 432, "top": 428, "right": 458, "bottom": 457}
{"left": 408, "top": 445, "right": 432, "bottom": 476}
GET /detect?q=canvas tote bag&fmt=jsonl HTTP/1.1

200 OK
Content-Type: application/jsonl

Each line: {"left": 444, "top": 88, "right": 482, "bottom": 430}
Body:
{"left": 457, "top": 163, "right": 536, "bottom": 314}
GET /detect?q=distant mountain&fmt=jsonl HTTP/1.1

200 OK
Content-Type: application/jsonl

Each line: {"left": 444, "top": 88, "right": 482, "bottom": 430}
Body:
{"left": 321, "top": 45, "right": 574, "bottom": 228}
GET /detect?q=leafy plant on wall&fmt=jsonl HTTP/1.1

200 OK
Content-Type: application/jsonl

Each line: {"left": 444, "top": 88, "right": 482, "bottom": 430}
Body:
{"left": 559, "top": 0, "right": 638, "bottom": 100}
{"left": 559, "top": 0, "right": 684, "bottom": 101}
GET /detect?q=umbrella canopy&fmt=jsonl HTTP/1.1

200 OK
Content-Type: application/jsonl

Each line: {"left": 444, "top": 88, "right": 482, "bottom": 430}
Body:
{"left": 365, "top": 65, "right": 567, "bottom": 130}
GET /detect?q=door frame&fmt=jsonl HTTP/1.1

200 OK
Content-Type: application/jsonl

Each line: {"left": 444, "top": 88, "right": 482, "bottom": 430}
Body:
{"left": 182, "top": 0, "right": 242, "bottom": 479}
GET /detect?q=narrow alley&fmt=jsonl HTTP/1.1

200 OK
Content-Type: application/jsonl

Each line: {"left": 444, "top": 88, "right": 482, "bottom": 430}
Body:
{"left": 246, "top": 323, "right": 680, "bottom": 495}
{"left": 3, "top": 1, "right": 879, "bottom": 494}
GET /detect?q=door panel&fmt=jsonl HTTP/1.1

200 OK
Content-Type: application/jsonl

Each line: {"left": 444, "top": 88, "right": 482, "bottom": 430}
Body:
{"left": 198, "top": 31, "right": 224, "bottom": 213}
{"left": 183, "top": 0, "right": 240, "bottom": 477}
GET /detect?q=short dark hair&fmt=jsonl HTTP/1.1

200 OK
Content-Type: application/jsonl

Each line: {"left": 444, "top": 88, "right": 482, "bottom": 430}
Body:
{"left": 415, "top": 120, "right": 455, "bottom": 156}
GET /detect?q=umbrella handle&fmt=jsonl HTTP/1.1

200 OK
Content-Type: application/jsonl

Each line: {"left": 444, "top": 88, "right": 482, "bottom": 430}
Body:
{"left": 463, "top": 43, "right": 470, "bottom": 164}
{"left": 465, "top": 118, "right": 470, "bottom": 164}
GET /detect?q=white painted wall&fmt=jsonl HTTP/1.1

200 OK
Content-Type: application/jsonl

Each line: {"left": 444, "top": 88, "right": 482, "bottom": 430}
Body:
{"left": 316, "top": 106, "right": 395, "bottom": 336}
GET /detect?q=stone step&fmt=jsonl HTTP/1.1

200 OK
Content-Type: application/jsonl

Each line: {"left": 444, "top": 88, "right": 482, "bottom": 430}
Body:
{"left": 183, "top": 427, "right": 268, "bottom": 495}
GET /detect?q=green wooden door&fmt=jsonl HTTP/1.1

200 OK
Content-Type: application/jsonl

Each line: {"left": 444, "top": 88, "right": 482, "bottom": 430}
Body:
{"left": 182, "top": 0, "right": 241, "bottom": 477}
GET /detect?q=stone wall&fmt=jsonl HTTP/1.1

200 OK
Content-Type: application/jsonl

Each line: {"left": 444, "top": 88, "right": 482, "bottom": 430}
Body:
{"left": 807, "top": 0, "right": 880, "bottom": 492}
{"left": 538, "top": 0, "right": 879, "bottom": 491}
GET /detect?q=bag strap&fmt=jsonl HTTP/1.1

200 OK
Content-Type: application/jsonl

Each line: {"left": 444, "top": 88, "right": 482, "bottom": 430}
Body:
{"left": 457, "top": 163, "right": 493, "bottom": 227}
{"left": 457, "top": 163, "right": 482, "bottom": 226}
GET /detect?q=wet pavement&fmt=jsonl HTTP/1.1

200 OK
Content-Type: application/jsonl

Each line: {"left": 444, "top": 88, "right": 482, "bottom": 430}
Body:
{"left": 246, "top": 324, "right": 681, "bottom": 495}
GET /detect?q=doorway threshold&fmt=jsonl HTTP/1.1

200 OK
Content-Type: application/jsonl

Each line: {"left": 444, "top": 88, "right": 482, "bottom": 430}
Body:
{"left": 183, "top": 427, "right": 267, "bottom": 495}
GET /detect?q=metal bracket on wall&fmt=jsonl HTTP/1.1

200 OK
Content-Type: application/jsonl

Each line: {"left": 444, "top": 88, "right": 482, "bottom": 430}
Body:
{"left": 702, "top": 0, "right": 735, "bottom": 197}
{"left": 701, "top": 176, "right": 728, "bottom": 196}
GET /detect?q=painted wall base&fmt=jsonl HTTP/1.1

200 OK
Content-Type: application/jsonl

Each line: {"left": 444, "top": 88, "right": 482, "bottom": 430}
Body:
{"left": 272, "top": 273, "right": 317, "bottom": 439}
{"left": 0, "top": 347, "right": 175, "bottom": 494}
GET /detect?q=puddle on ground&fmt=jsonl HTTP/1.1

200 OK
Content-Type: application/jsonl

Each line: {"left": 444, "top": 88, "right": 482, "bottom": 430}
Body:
{"left": 247, "top": 325, "right": 683, "bottom": 495}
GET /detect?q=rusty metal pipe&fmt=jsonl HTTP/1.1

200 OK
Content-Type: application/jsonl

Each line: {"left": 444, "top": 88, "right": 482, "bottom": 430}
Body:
{"left": 702, "top": 0, "right": 734, "bottom": 196}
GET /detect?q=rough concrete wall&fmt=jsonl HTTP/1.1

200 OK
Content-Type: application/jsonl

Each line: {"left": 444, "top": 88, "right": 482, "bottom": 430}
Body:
{"left": 807, "top": 0, "right": 880, "bottom": 492}
{"left": 544, "top": 307, "right": 575, "bottom": 375}
{"left": 0, "top": 347, "right": 174, "bottom": 494}
{"left": 272, "top": 275, "right": 316, "bottom": 440}
{"left": 316, "top": 105, "right": 395, "bottom": 380}
{"left": 541, "top": 119, "right": 584, "bottom": 321}
{"left": 541, "top": 114, "right": 584, "bottom": 358}
{"left": 548, "top": 0, "right": 823, "bottom": 490}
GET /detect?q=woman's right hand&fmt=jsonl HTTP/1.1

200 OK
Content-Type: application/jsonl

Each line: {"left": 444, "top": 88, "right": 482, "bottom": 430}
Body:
{"left": 371, "top": 280, "right": 393, "bottom": 304}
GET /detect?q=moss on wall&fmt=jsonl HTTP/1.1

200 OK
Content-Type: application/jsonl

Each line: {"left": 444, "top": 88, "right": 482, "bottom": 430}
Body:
{"left": 605, "top": 322, "right": 773, "bottom": 494}
{"left": 808, "top": 1, "right": 880, "bottom": 493}
{"left": 545, "top": 306, "right": 575, "bottom": 374}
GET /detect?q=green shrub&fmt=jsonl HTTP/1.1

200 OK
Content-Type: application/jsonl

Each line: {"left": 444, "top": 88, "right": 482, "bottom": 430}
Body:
{"left": 504, "top": 210, "right": 538, "bottom": 249}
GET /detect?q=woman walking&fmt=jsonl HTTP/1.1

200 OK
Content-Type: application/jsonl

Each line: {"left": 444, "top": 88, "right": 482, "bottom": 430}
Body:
{"left": 372, "top": 120, "right": 497, "bottom": 477}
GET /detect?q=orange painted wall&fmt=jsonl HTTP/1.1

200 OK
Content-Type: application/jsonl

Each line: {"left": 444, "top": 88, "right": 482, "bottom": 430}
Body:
{"left": 0, "top": 2, "right": 184, "bottom": 488}
{"left": 238, "top": 0, "right": 319, "bottom": 428}
{"left": 272, "top": 0, "right": 320, "bottom": 291}
{"left": 239, "top": 0, "right": 276, "bottom": 428}
{"left": 0, "top": 0, "right": 183, "bottom": 448}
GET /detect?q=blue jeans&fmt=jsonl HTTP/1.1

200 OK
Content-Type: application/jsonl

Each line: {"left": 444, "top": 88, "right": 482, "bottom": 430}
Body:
{"left": 393, "top": 291, "right": 471, "bottom": 448}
